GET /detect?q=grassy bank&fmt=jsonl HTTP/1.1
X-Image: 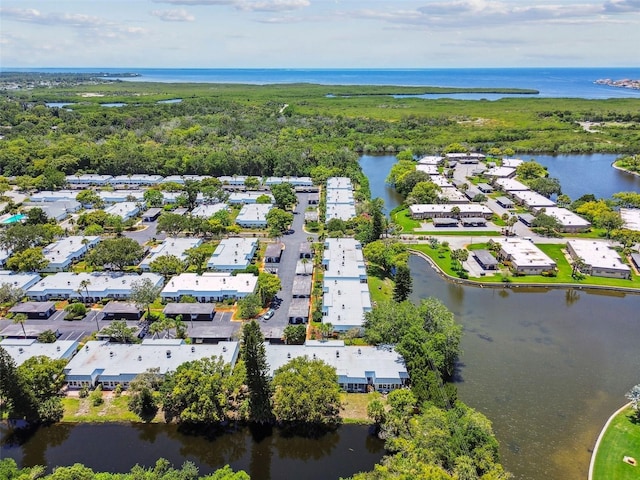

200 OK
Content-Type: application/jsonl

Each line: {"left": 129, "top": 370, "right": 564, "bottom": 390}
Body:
{"left": 410, "top": 243, "right": 640, "bottom": 289}
{"left": 61, "top": 392, "right": 374, "bottom": 424}
{"left": 592, "top": 406, "right": 640, "bottom": 480}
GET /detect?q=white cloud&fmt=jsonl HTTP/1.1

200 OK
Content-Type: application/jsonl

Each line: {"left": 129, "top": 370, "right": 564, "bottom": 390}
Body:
{"left": 151, "top": 8, "right": 196, "bottom": 21}
{"left": 152, "top": 0, "right": 309, "bottom": 11}
{"left": 0, "top": 6, "right": 146, "bottom": 41}
{"left": 236, "top": 0, "right": 310, "bottom": 12}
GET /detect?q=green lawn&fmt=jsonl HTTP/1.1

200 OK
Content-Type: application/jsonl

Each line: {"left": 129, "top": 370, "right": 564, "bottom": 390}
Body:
{"left": 62, "top": 395, "right": 163, "bottom": 423}
{"left": 341, "top": 392, "right": 381, "bottom": 423}
{"left": 410, "top": 242, "right": 640, "bottom": 289}
{"left": 416, "top": 230, "right": 502, "bottom": 236}
{"left": 368, "top": 274, "right": 394, "bottom": 304}
{"left": 393, "top": 209, "right": 421, "bottom": 232}
{"left": 593, "top": 407, "right": 640, "bottom": 480}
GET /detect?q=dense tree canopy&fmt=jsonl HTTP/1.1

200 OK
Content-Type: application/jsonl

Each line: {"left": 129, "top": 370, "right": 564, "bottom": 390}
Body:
{"left": 271, "top": 356, "right": 342, "bottom": 427}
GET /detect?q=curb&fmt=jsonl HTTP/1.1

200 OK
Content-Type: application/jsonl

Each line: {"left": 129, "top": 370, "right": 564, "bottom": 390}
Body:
{"left": 588, "top": 402, "right": 631, "bottom": 480}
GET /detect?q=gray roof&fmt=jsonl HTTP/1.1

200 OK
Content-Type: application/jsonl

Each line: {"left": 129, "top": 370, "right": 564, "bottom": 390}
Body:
{"left": 631, "top": 253, "right": 640, "bottom": 268}
{"left": 461, "top": 217, "right": 487, "bottom": 224}
{"left": 433, "top": 217, "right": 458, "bottom": 225}
{"left": 102, "top": 302, "right": 141, "bottom": 315}
{"left": 474, "top": 249, "right": 498, "bottom": 266}
{"left": 299, "top": 242, "right": 313, "bottom": 255}
{"left": 188, "top": 323, "right": 241, "bottom": 340}
{"left": 496, "top": 196, "right": 514, "bottom": 205}
{"left": 9, "top": 301, "right": 56, "bottom": 314}
{"left": 143, "top": 207, "right": 163, "bottom": 217}
{"left": 264, "top": 243, "right": 283, "bottom": 258}
{"left": 163, "top": 303, "right": 215, "bottom": 315}
{"left": 292, "top": 276, "right": 313, "bottom": 296}
{"left": 288, "top": 298, "right": 310, "bottom": 318}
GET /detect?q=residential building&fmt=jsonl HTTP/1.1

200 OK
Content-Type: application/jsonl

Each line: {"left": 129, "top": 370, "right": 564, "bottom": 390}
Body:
{"left": 567, "top": 240, "right": 631, "bottom": 279}
{"left": 322, "top": 238, "right": 367, "bottom": 282}
{"left": 1, "top": 339, "right": 79, "bottom": 367}
{"left": 24, "top": 200, "right": 81, "bottom": 222}
{"left": 235, "top": 204, "right": 273, "bottom": 228}
{"left": 65, "top": 174, "right": 113, "bottom": 187}
{"left": 64, "top": 339, "right": 239, "bottom": 389}
{"left": 502, "top": 158, "right": 524, "bottom": 168}
{"left": 484, "top": 166, "right": 517, "bottom": 178}
{"left": 163, "top": 303, "right": 215, "bottom": 321}
{"left": 99, "top": 190, "right": 144, "bottom": 204}
{"left": 26, "top": 272, "right": 164, "bottom": 302}
{"left": 41, "top": 236, "right": 100, "bottom": 272}
{"left": 494, "top": 178, "right": 529, "bottom": 192}
{"left": 0, "top": 270, "right": 42, "bottom": 292}
{"left": 490, "top": 238, "right": 556, "bottom": 275}
{"left": 228, "top": 192, "right": 273, "bottom": 204}
{"left": 288, "top": 298, "right": 310, "bottom": 324}
{"left": 416, "top": 164, "right": 438, "bottom": 175}
{"left": 207, "top": 238, "right": 258, "bottom": 271}
{"left": 539, "top": 207, "right": 591, "bottom": 233}
{"left": 445, "top": 152, "right": 485, "bottom": 163}
{"left": 191, "top": 203, "right": 227, "bottom": 219}
{"left": 417, "top": 155, "right": 443, "bottom": 165}
{"left": 322, "top": 278, "right": 372, "bottom": 331}
{"left": 101, "top": 302, "right": 142, "bottom": 321}
{"left": 161, "top": 273, "right": 257, "bottom": 302}
{"left": 111, "top": 174, "right": 164, "bottom": 188}
{"left": 139, "top": 237, "right": 202, "bottom": 271}
{"left": 621, "top": 208, "right": 640, "bottom": 231}
{"left": 29, "top": 190, "right": 78, "bottom": 203}
{"left": 409, "top": 204, "right": 492, "bottom": 220}
{"left": 104, "top": 202, "right": 140, "bottom": 221}
{"left": 511, "top": 190, "right": 556, "bottom": 209}
{"left": 473, "top": 250, "right": 499, "bottom": 270}
{"left": 264, "top": 341, "right": 409, "bottom": 393}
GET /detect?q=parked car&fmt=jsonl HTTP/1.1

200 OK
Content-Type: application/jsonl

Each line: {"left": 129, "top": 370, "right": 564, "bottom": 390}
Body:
{"left": 262, "top": 309, "right": 275, "bottom": 321}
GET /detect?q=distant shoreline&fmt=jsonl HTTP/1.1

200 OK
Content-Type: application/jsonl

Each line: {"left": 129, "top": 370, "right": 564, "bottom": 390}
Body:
{"left": 595, "top": 78, "right": 640, "bottom": 90}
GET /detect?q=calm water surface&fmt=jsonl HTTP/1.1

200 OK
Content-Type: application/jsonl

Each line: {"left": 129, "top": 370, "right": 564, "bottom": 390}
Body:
{"left": 358, "top": 155, "right": 402, "bottom": 213}
{"left": 531, "top": 153, "right": 640, "bottom": 199}
{"left": 409, "top": 255, "right": 640, "bottom": 480}
{"left": 0, "top": 423, "right": 383, "bottom": 480}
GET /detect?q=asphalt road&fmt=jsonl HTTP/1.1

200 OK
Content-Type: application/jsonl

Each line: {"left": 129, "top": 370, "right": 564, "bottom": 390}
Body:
{"left": 259, "top": 192, "right": 316, "bottom": 338}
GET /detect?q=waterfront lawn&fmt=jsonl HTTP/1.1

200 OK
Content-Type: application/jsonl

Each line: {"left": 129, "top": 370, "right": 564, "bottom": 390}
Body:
{"left": 410, "top": 243, "right": 460, "bottom": 278}
{"left": 62, "top": 394, "right": 163, "bottom": 423}
{"left": 341, "top": 392, "right": 380, "bottom": 423}
{"left": 393, "top": 209, "right": 421, "bottom": 233}
{"left": 593, "top": 407, "right": 640, "bottom": 480}
{"left": 368, "top": 272, "right": 394, "bottom": 304}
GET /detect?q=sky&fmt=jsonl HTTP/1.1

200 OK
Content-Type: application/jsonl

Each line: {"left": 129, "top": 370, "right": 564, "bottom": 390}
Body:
{"left": 1, "top": 0, "right": 639, "bottom": 68}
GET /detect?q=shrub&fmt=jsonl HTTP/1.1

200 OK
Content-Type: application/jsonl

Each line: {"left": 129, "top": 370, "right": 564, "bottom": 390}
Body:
{"left": 79, "top": 385, "right": 89, "bottom": 398}
{"left": 90, "top": 385, "right": 104, "bottom": 406}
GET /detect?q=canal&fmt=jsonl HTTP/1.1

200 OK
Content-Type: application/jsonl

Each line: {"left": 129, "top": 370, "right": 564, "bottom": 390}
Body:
{"left": 363, "top": 153, "right": 640, "bottom": 479}
{"left": 0, "top": 423, "right": 384, "bottom": 480}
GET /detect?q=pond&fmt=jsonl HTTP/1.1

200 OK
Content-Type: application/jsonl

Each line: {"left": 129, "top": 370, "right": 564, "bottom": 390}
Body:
{"left": 0, "top": 423, "right": 384, "bottom": 480}
{"left": 409, "top": 254, "right": 640, "bottom": 480}
{"left": 358, "top": 155, "right": 402, "bottom": 213}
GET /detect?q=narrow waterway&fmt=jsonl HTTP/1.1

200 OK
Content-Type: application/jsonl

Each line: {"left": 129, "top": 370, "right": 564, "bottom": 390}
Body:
{"left": 358, "top": 155, "right": 403, "bottom": 213}
{"left": 409, "top": 254, "right": 640, "bottom": 480}
{"left": 0, "top": 423, "right": 384, "bottom": 480}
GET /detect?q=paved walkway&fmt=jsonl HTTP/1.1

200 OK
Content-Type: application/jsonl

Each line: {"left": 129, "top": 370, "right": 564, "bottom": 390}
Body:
{"left": 588, "top": 402, "right": 631, "bottom": 480}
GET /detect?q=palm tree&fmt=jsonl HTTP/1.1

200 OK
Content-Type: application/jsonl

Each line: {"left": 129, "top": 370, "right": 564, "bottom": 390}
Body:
{"left": 13, "top": 313, "right": 27, "bottom": 338}
{"left": 149, "top": 320, "right": 164, "bottom": 339}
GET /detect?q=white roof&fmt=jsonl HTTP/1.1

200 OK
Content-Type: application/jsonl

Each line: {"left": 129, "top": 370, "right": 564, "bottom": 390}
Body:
{"left": 161, "top": 272, "right": 257, "bottom": 297}
{"left": 27, "top": 272, "right": 164, "bottom": 298}
{"left": 326, "top": 189, "right": 354, "bottom": 205}
{"left": 417, "top": 156, "right": 443, "bottom": 165}
{"left": 484, "top": 166, "right": 516, "bottom": 178}
{"left": 621, "top": 208, "right": 640, "bottom": 231}
{"left": 416, "top": 164, "right": 438, "bottom": 175}
{"left": 139, "top": 237, "right": 202, "bottom": 269}
{"left": 104, "top": 202, "right": 140, "bottom": 219}
{"left": 327, "top": 177, "right": 353, "bottom": 190}
{"left": 42, "top": 236, "right": 100, "bottom": 268}
{"left": 1, "top": 339, "right": 79, "bottom": 366}
{"left": 502, "top": 158, "right": 524, "bottom": 167}
{"left": 29, "top": 190, "right": 78, "bottom": 202}
{"left": 494, "top": 178, "right": 530, "bottom": 192}
{"left": 0, "top": 270, "right": 41, "bottom": 291}
{"left": 409, "top": 204, "right": 492, "bottom": 215}
{"left": 323, "top": 238, "right": 366, "bottom": 280}
{"left": 191, "top": 203, "right": 227, "bottom": 218}
{"left": 208, "top": 237, "right": 258, "bottom": 270}
{"left": 323, "top": 279, "right": 371, "bottom": 329}
{"left": 64, "top": 340, "right": 239, "bottom": 380}
{"left": 429, "top": 175, "right": 453, "bottom": 188}
{"left": 568, "top": 240, "right": 630, "bottom": 272}
{"left": 325, "top": 204, "right": 356, "bottom": 221}
{"left": 265, "top": 342, "right": 408, "bottom": 384}
{"left": 228, "top": 192, "right": 273, "bottom": 203}
{"left": 512, "top": 190, "right": 556, "bottom": 208}
{"left": 493, "top": 238, "right": 556, "bottom": 269}
{"left": 542, "top": 207, "right": 591, "bottom": 228}
{"left": 99, "top": 190, "right": 145, "bottom": 203}
{"left": 235, "top": 203, "right": 272, "bottom": 224}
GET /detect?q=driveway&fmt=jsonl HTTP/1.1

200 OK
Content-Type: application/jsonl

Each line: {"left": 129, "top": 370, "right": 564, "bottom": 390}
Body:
{"left": 124, "top": 220, "right": 165, "bottom": 245}
{"left": 259, "top": 192, "right": 316, "bottom": 339}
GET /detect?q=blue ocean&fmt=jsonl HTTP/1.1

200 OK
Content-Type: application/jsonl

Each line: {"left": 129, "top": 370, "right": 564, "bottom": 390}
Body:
{"left": 5, "top": 67, "right": 640, "bottom": 99}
